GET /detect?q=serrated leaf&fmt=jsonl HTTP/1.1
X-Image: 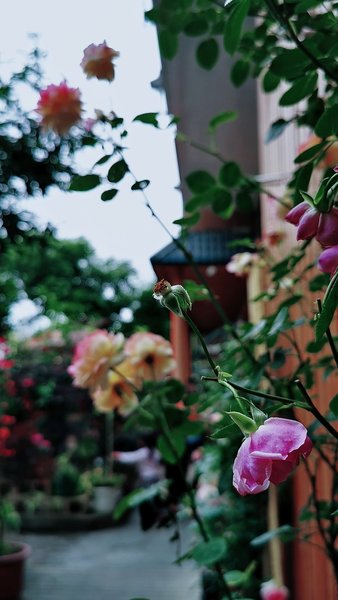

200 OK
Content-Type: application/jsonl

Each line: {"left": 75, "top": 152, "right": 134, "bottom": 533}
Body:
{"left": 223, "top": 0, "right": 250, "bottom": 55}
{"left": 208, "top": 111, "right": 237, "bottom": 134}
{"left": 196, "top": 38, "right": 219, "bottom": 70}
{"left": 107, "top": 160, "right": 129, "bottom": 183}
{"left": 315, "top": 270, "right": 338, "bottom": 341}
{"left": 101, "top": 188, "right": 118, "bottom": 201}
{"left": 131, "top": 180, "right": 150, "bottom": 191}
{"left": 133, "top": 113, "right": 159, "bottom": 127}
{"left": 192, "top": 538, "right": 226, "bottom": 566}
{"left": 69, "top": 174, "right": 101, "bottom": 192}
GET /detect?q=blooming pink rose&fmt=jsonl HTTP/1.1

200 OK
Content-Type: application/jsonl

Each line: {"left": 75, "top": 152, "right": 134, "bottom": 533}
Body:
{"left": 285, "top": 201, "right": 338, "bottom": 247}
{"left": 81, "top": 42, "right": 119, "bottom": 81}
{"left": 233, "top": 417, "right": 313, "bottom": 496}
{"left": 125, "top": 332, "right": 176, "bottom": 381}
{"left": 318, "top": 245, "right": 338, "bottom": 275}
{"left": 68, "top": 330, "right": 124, "bottom": 390}
{"left": 260, "top": 580, "right": 289, "bottom": 600}
{"left": 36, "top": 82, "right": 82, "bottom": 135}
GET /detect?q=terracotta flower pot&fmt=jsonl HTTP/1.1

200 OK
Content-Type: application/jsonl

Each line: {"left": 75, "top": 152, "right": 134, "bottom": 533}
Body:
{"left": 0, "top": 542, "right": 31, "bottom": 599}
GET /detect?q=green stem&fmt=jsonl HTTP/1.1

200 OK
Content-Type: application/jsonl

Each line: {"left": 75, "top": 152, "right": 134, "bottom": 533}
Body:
{"left": 317, "top": 299, "right": 338, "bottom": 369}
{"left": 295, "top": 379, "right": 338, "bottom": 441}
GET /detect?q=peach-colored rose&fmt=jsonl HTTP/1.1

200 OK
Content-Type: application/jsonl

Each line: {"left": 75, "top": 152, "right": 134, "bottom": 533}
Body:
{"left": 297, "top": 134, "right": 338, "bottom": 168}
{"left": 80, "top": 42, "right": 119, "bottom": 81}
{"left": 125, "top": 332, "right": 176, "bottom": 381}
{"left": 36, "top": 82, "right": 82, "bottom": 135}
{"left": 91, "top": 362, "right": 138, "bottom": 416}
{"left": 68, "top": 330, "right": 124, "bottom": 390}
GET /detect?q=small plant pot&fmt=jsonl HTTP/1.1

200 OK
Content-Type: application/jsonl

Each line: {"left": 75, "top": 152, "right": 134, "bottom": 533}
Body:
{"left": 0, "top": 542, "right": 31, "bottom": 600}
{"left": 92, "top": 485, "right": 120, "bottom": 514}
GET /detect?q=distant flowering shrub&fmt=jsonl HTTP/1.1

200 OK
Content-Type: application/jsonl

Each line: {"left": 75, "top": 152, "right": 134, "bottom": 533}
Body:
{"left": 36, "top": 81, "right": 82, "bottom": 135}
{"left": 80, "top": 42, "right": 119, "bottom": 81}
{"left": 232, "top": 418, "right": 313, "bottom": 496}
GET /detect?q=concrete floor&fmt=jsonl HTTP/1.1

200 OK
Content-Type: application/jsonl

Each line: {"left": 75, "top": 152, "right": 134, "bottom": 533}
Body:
{"left": 19, "top": 512, "right": 200, "bottom": 600}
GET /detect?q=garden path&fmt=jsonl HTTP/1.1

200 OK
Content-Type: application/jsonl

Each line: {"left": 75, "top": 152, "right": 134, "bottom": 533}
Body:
{"left": 20, "top": 511, "right": 200, "bottom": 600}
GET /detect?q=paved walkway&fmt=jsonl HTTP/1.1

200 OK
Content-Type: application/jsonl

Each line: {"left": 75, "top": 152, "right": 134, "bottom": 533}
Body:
{"left": 19, "top": 512, "right": 200, "bottom": 600}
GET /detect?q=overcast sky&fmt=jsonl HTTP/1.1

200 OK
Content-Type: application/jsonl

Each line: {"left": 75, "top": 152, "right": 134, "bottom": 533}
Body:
{"left": 0, "top": 0, "right": 182, "bottom": 289}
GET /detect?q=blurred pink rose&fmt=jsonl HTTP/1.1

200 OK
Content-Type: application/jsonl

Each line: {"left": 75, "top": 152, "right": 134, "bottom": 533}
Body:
{"left": 81, "top": 42, "right": 119, "bottom": 81}
{"left": 318, "top": 245, "right": 338, "bottom": 275}
{"left": 68, "top": 330, "right": 124, "bottom": 390}
{"left": 233, "top": 417, "right": 312, "bottom": 496}
{"left": 36, "top": 82, "right": 82, "bottom": 135}
{"left": 125, "top": 332, "right": 176, "bottom": 381}
{"left": 285, "top": 201, "right": 338, "bottom": 246}
{"left": 260, "top": 580, "right": 289, "bottom": 600}
{"left": 30, "top": 433, "right": 51, "bottom": 449}
{"left": 91, "top": 361, "right": 138, "bottom": 416}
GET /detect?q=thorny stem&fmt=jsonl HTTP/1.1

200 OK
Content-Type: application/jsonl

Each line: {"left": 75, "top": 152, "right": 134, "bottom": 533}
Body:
{"left": 294, "top": 379, "right": 338, "bottom": 441}
{"left": 201, "top": 375, "right": 301, "bottom": 405}
{"left": 156, "top": 402, "right": 233, "bottom": 600}
{"left": 317, "top": 299, "right": 338, "bottom": 369}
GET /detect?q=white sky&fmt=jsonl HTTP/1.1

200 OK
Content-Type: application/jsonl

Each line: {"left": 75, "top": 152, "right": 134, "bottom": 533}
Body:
{"left": 0, "top": 0, "right": 182, "bottom": 289}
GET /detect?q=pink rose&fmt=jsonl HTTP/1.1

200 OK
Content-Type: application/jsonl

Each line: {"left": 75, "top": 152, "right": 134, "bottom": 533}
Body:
{"left": 285, "top": 201, "right": 338, "bottom": 247}
{"left": 318, "top": 245, "right": 338, "bottom": 276}
{"left": 68, "top": 330, "right": 124, "bottom": 390}
{"left": 260, "top": 580, "right": 289, "bottom": 600}
{"left": 233, "top": 417, "right": 313, "bottom": 496}
{"left": 81, "top": 42, "right": 119, "bottom": 81}
{"left": 125, "top": 332, "right": 176, "bottom": 381}
{"left": 36, "top": 82, "right": 82, "bottom": 135}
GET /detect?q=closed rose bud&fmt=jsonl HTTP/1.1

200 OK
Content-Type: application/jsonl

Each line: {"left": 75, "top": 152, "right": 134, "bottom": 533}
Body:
{"left": 153, "top": 279, "right": 192, "bottom": 318}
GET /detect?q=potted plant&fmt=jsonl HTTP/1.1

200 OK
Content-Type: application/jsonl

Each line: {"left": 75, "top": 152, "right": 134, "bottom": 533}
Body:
{"left": 89, "top": 468, "right": 124, "bottom": 514}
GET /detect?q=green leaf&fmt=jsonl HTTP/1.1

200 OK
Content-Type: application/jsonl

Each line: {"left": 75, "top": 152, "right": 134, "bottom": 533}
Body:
{"left": 192, "top": 538, "right": 226, "bottom": 566}
{"left": 208, "top": 111, "right": 237, "bottom": 134}
{"left": 131, "top": 180, "right": 150, "bottom": 191}
{"left": 315, "top": 270, "right": 338, "bottom": 341}
{"left": 101, "top": 189, "right": 118, "bottom": 201}
{"left": 219, "top": 162, "right": 242, "bottom": 187}
{"left": 251, "top": 525, "right": 297, "bottom": 547}
{"left": 157, "top": 431, "right": 186, "bottom": 464}
{"left": 279, "top": 73, "right": 317, "bottom": 107}
{"left": 231, "top": 59, "right": 250, "bottom": 86}
{"left": 107, "top": 160, "right": 129, "bottom": 183}
{"left": 133, "top": 113, "right": 159, "bottom": 127}
{"left": 196, "top": 38, "right": 219, "bottom": 70}
{"left": 270, "top": 49, "right": 311, "bottom": 80}
{"left": 184, "top": 17, "right": 209, "bottom": 37}
{"left": 315, "top": 104, "right": 338, "bottom": 137}
{"left": 329, "top": 394, "right": 338, "bottom": 417}
{"left": 227, "top": 411, "right": 258, "bottom": 434}
{"left": 265, "top": 119, "right": 290, "bottom": 143}
{"left": 173, "top": 214, "right": 200, "bottom": 227}
{"left": 268, "top": 307, "right": 288, "bottom": 336}
{"left": 69, "top": 174, "right": 101, "bottom": 192}
{"left": 158, "top": 30, "right": 178, "bottom": 60}
{"left": 94, "top": 154, "right": 112, "bottom": 166}
{"left": 185, "top": 193, "right": 211, "bottom": 212}
{"left": 262, "top": 70, "right": 280, "bottom": 93}
{"left": 212, "top": 188, "right": 234, "bottom": 219}
{"left": 113, "top": 481, "right": 169, "bottom": 520}
{"left": 186, "top": 170, "right": 216, "bottom": 193}
{"left": 223, "top": 0, "right": 250, "bottom": 55}
{"left": 295, "top": 141, "right": 328, "bottom": 164}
